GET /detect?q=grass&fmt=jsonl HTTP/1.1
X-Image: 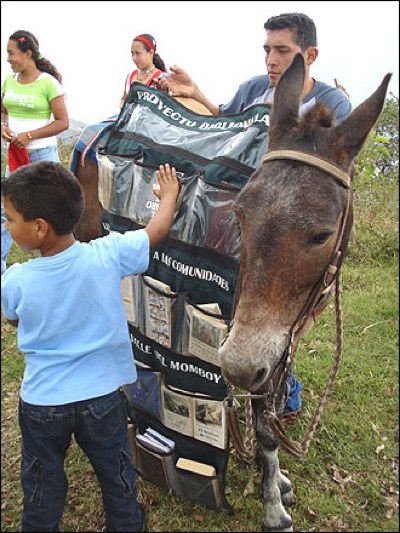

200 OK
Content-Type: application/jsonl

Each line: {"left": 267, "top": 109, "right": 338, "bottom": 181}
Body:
{"left": 1, "top": 154, "right": 398, "bottom": 531}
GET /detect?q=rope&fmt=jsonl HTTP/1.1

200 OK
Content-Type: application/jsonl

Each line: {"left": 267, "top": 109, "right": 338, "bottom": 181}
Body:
{"left": 244, "top": 392, "right": 254, "bottom": 458}
{"left": 229, "top": 272, "right": 344, "bottom": 459}
{"left": 265, "top": 272, "right": 343, "bottom": 457}
{"left": 299, "top": 271, "right": 343, "bottom": 455}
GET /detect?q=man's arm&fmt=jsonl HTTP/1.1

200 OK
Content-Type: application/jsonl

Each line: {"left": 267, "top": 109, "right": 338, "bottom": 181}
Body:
{"left": 155, "top": 66, "right": 221, "bottom": 116}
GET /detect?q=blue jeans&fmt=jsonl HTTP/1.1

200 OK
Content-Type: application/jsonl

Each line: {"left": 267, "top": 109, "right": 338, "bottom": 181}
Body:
{"left": 18, "top": 389, "right": 144, "bottom": 532}
{"left": 1, "top": 145, "right": 60, "bottom": 274}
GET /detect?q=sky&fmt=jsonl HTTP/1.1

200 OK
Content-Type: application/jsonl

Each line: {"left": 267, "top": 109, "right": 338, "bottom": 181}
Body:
{"left": 1, "top": 1, "right": 398, "bottom": 124}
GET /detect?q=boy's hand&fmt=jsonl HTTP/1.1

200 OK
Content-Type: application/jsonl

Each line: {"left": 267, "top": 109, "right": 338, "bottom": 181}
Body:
{"left": 145, "top": 164, "right": 180, "bottom": 248}
{"left": 153, "top": 164, "right": 179, "bottom": 202}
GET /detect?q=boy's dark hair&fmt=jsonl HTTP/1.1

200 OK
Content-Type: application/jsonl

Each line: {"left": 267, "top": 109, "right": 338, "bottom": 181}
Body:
{"left": 264, "top": 12, "right": 317, "bottom": 50}
{"left": 9, "top": 30, "right": 62, "bottom": 83}
{"left": 2, "top": 161, "right": 85, "bottom": 235}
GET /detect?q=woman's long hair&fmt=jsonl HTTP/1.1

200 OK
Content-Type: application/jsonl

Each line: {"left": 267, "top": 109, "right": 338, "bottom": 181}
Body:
{"left": 10, "top": 30, "right": 62, "bottom": 83}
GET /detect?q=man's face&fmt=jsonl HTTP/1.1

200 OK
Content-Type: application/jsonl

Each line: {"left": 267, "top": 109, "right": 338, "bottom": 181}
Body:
{"left": 263, "top": 28, "right": 304, "bottom": 87}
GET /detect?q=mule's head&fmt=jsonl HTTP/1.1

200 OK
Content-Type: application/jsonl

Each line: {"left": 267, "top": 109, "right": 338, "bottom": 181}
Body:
{"left": 220, "top": 53, "right": 391, "bottom": 393}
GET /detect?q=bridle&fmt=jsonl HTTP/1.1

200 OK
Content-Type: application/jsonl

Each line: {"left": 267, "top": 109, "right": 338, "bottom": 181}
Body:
{"left": 226, "top": 149, "right": 352, "bottom": 459}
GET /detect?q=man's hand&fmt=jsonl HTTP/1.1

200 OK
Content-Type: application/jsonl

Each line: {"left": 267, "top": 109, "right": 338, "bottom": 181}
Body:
{"left": 155, "top": 65, "right": 197, "bottom": 98}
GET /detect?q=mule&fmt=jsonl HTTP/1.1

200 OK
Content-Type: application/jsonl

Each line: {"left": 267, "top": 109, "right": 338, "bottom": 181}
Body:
{"left": 219, "top": 53, "right": 391, "bottom": 532}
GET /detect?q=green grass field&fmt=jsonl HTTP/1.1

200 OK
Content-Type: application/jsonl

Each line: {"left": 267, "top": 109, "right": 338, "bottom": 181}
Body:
{"left": 1, "top": 141, "right": 398, "bottom": 531}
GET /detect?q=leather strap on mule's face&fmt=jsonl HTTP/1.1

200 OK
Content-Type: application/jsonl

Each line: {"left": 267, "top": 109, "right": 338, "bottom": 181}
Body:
{"left": 262, "top": 150, "right": 351, "bottom": 189}
{"left": 262, "top": 149, "right": 352, "bottom": 343}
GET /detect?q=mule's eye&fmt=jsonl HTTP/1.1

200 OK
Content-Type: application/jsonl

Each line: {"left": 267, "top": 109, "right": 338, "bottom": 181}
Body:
{"left": 308, "top": 232, "right": 332, "bottom": 247}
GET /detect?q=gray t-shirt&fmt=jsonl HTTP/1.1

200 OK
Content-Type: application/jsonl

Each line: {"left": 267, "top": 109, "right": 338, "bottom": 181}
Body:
{"left": 220, "top": 74, "right": 352, "bottom": 123}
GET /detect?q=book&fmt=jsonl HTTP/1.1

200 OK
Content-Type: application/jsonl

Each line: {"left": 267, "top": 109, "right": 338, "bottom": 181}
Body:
{"left": 120, "top": 275, "right": 137, "bottom": 324}
{"left": 135, "top": 440, "right": 175, "bottom": 489}
{"left": 192, "top": 395, "right": 227, "bottom": 449}
{"left": 160, "top": 383, "right": 228, "bottom": 450}
{"left": 143, "top": 276, "right": 177, "bottom": 348}
{"left": 144, "top": 428, "right": 175, "bottom": 451}
{"left": 136, "top": 433, "right": 172, "bottom": 455}
{"left": 175, "top": 457, "right": 222, "bottom": 508}
{"left": 197, "top": 302, "right": 222, "bottom": 314}
{"left": 175, "top": 457, "right": 216, "bottom": 477}
{"left": 160, "top": 383, "right": 193, "bottom": 438}
{"left": 188, "top": 306, "right": 229, "bottom": 366}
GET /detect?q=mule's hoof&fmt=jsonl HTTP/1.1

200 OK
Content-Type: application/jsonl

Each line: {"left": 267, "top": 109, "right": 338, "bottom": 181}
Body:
{"left": 262, "top": 525, "right": 293, "bottom": 533}
{"left": 262, "top": 514, "right": 293, "bottom": 532}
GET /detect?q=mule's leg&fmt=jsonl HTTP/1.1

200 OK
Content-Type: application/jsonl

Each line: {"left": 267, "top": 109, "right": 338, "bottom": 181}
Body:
{"left": 254, "top": 400, "right": 294, "bottom": 533}
{"left": 258, "top": 446, "right": 294, "bottom": 532}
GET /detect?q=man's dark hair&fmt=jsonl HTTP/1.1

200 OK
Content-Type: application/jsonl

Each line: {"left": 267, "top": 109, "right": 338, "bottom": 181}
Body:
{"left": 264, "top": 12, "right": 317, "bottom": 50}
{"left": 2, "top": 161, "right": 85, "bottom": 235}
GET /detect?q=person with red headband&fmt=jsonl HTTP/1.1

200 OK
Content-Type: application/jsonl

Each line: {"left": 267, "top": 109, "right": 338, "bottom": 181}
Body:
{"left": 120, "top": 33, "right": 167, "bottom": 108}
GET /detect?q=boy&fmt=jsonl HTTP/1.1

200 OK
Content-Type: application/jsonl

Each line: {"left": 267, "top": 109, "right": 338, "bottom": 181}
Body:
{"left": 1, "top": 160, "right": 179, "bottom": 532}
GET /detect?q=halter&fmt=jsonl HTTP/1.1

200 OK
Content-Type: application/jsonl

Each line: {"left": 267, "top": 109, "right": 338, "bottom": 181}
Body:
{"left": 226, "top": 149, "right": 352, "bottom": 459}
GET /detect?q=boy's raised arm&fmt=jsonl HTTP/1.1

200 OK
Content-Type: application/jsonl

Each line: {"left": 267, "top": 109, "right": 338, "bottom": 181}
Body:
{"left": 145, "top": 164, "right": 179, "bottom": 248}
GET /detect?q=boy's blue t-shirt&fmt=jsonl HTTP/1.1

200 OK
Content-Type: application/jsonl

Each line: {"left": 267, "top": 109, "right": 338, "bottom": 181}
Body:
{"left": 1, "top": 229, "right": 149, "bottom": 406}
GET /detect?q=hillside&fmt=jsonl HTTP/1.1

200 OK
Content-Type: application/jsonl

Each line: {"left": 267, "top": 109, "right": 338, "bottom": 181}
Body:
{"left": 58, "top": 118, "right": 87, "bottom": 142}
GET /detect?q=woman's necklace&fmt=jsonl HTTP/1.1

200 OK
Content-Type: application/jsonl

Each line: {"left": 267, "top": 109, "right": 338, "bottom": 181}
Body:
{"left": 136, "top": 66, "right": 155, "bottom": 81}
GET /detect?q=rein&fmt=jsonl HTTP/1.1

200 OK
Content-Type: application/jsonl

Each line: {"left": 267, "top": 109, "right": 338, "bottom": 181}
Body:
{"left": 226, "top": 149, "right": 351, "bottom": 460}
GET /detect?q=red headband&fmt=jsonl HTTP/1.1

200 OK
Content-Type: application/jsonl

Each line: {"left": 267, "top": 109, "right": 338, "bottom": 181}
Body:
{"left": 134, "top": 35, "right": 156, "bottom": 52}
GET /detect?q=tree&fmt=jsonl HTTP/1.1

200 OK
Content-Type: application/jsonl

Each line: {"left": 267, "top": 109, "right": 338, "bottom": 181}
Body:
{"left": 355, "top": 93, "right": 399, "bottom": 183}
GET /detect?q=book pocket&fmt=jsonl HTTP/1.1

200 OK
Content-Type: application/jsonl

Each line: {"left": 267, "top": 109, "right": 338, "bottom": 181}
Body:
{"left": 124, "top": 367, "right": 162, "bottom": 420}
{"left": 97, "top": 153, "right": 138, "bottom": 218}
{"left": 181, "top": 299, "right": 231, "bottom": 366}
{"left": 141, "top": 275, "right": 185, "bottom": 352}
{"left": 182, "top": 177, "right": 241, "bottom": 258}
{"left": 97, "top": 152, "right": 188, "bottom": 227}
{"left": 172, "top": 466, "right": 230, "bottom": 512}
{"left": 160, "top": 381, "right": 228, "bottom": 450}
{"left": 135, "top": 439, "right": 178, "bottom": 490}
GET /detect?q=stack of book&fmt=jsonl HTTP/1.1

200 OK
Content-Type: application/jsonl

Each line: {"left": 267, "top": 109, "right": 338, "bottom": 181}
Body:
{"left": 136, "top": 427, "right": 175, "bottom": 455}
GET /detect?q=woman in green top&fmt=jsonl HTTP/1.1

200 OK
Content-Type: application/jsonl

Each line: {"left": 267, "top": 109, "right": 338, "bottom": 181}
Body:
{"left": 1, "top": 30, "right": 69, "bottom": 274}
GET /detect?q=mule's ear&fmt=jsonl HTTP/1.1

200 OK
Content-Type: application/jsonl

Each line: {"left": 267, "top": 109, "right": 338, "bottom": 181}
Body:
{"left": 270, "top": 53, "right": 305, "bottom": 130}
{"left": 334, "top": 73, "right": 392, "bottom": 160}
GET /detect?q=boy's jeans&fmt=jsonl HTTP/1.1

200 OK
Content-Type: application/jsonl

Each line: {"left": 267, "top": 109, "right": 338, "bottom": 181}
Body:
{"left": 19, "top": 389, "right": 144, "bottom": 532}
